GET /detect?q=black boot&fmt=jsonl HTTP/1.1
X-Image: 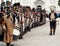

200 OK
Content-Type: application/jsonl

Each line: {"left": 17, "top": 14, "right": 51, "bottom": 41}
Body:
{"left": 10, "top": 44, "right": 14, "bottom": 46}
{"left": 49, "top": 31, "right": 52, "bottom": 36}
{"left": 28, "top": 27, "right": 31, "bottom": 32}
{"left": 19, "top": 34, "right": 23, "bottom": 39}
{"left": 53, "top": 30, "right": 55, "bottom": 35}
{"left": 6, "top": 43, "right": 10, "bottom": 46}
{"left": 29, "top": 29, "right": 31, "bottom": 32}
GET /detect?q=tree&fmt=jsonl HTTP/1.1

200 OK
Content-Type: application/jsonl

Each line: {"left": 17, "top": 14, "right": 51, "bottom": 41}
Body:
{"left": 58, "top": 0, "right": 60, "bottom": 6}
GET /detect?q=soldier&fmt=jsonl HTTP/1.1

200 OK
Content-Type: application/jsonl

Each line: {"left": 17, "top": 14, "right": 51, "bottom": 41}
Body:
{"left": 24, "top": 11, "right": 28, "bottom": 33}
{"left": 2, "top": 10, "right": 13, "bottom": 46}
{"left": 12, "top": 11, "right": 16, "bottom": 28}
{"left": 0, "top": 12, "right": 4, "bottom": 41}
{"left": 28, "top": 9, "right": 32, "bottom": 32}
{"left": 49, "top": 6, "right": 57, "bottom": 35}
{"left": 36, "top": 12, "right": 41, "bottom": 26}
{"left": 41, "top": 9, "right": 46, "bottom": 24}
{"left": 17, "top": 8, "right": 23, "bottom": 39}
{"left": 24, "top": 8, "right": 31, "bottom": 32}
{"left": 31, "top": 8, "right": 36, "bottom": 27}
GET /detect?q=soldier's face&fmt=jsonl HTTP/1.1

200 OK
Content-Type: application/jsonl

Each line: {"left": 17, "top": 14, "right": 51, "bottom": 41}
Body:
{"left": 51, "top": 10, "right": 54, "bottom": 13}
{"left": 51, "top": 7, "right": 55, "bottom": 13}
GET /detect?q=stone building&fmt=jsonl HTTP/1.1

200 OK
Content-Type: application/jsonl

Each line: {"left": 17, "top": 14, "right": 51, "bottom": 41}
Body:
{"left": 0, "top": 0, "right": 60, "bottom": 12}
{"left": 34, "top": 0, "right": 45, "bottom": 9}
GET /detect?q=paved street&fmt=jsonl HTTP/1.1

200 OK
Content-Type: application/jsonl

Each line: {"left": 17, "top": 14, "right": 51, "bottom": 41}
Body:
{"left": 0, "top": 19, "right": 60, "bottom": 46}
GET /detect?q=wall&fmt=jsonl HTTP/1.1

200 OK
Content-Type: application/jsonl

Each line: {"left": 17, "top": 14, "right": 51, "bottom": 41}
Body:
{"left": 12, "top": 0, "right": 36, "bottom": 8}
{"left": 1, "top": 0, "right": 60, "bottom": 12}
{"left": 43, "top": 0, "right": 60, "bottom": 12}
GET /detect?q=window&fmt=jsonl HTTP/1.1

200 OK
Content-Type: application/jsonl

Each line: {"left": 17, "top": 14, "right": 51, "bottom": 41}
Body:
{"left": 23, "top": 0, "right": 29, "bottom": 3}
{"left": 50, "top": 0, "right": 55, "bottom": 3}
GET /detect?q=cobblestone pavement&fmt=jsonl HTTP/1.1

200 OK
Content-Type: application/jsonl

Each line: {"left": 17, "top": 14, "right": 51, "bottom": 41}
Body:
{"left": 1, "top": 18, "right": 60, "bottom": 46}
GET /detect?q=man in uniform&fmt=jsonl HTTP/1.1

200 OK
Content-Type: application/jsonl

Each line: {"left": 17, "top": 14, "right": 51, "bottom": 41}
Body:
{"left": 49, "top": 6, "right": 57, "bottom": 35}
{"left": 2, "top": 9, "right": 13, "bottom": 46}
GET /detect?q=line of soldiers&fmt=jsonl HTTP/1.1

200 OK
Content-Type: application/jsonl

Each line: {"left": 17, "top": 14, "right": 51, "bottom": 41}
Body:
{"left": 0, "top": 2, "right": 46, "bottom": 46}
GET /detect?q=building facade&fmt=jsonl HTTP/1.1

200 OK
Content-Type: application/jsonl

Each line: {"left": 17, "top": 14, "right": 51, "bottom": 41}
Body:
{"left": 34, "top": 0, "right": 60, "bottom": 12}
{"left": 34, "top": 0, "right": 45, "bottom": 9}
{"left": 43, "top": 0, "right": 60, "bottom": 12}
{"left": 2, "top": 0, "right": 36, "bottom": 8}
{"left": 0, "top": 0, "right": 60, "bottom": 12}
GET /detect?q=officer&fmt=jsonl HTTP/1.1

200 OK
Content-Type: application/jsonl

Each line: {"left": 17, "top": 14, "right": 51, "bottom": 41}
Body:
{"left": 49, "top": 6, "right": 57, "bottom": 35}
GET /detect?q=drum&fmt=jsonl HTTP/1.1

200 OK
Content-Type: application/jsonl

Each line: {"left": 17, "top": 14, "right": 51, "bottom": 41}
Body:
{"left": 13, "top": 29, "right": 20, "bottom": 41}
